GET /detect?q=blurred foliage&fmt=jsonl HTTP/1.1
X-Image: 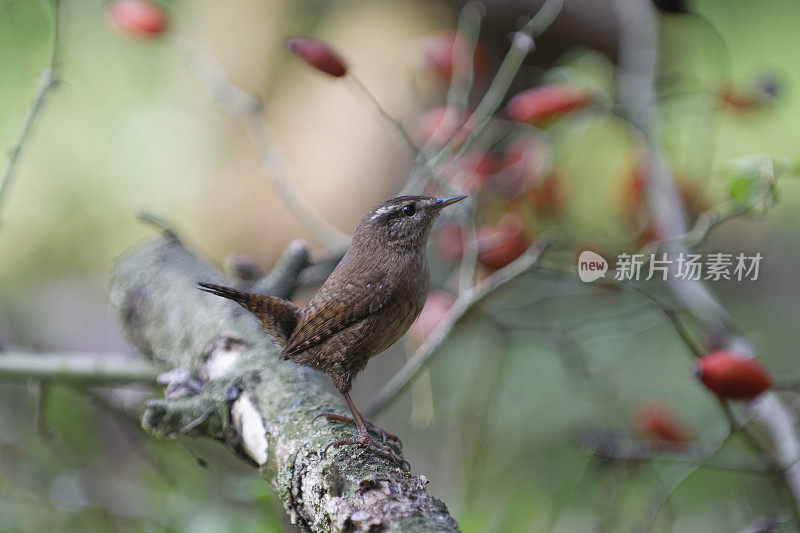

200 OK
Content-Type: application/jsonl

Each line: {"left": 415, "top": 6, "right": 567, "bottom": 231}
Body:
{"left": 3, "top": 0, "right": 800, "bottom": 531}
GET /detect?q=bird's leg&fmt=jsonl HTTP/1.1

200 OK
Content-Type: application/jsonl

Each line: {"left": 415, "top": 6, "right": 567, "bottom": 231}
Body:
{"left": 320, "top": 392, "right": 408, "bottom": 470}
{"left": 313, "top": 397, "right": 400, "bottom": 444}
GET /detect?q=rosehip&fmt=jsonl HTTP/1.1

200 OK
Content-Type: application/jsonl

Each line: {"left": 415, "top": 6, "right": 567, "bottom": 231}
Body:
{"left": 477, "top": 213, "right": 530, "bottom": 269}
{"left": 286, "top": 36, "right": 348, "bottom": 78}
{"left": 506, "top": 84, "right": 592, "bottom": 124}
{"left": 623, "top": 160, "right": 648, "bottom": 216}
{"left": 528, "top": 173, "right": 565, "bottom": 215}
{"left": 493, "top": 138, "right": 549, "bottom": 198}
{"left": 421, "top": 31, "right": 487, "bottom": 80}
{"left": 623, "top": 160, "right": 705, "bottom": 232}
{"left": 695, "top": 351, "right": 772, "bottom": 400}
{"left": 433, "top": 222, "right": 464, "bottom": 262}
{"left": 436, "top": 150, "right": 498, "bottom": 192}
{"left": 633, "top": 401, "right": 694, "bottom": 448}
{"left": 634, "top": 223, "right": 660, "bottom": 248}
{"left": 409, "top": 291, "right": 456, "bottom": 343}
{"left": 107, "top": 0, "right": 167, "bottom": 39}
{"left": 720, "top": 75, "right": 779, "bottom": 110}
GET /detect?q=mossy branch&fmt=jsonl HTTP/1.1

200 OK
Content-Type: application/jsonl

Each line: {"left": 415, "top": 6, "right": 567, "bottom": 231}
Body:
{"left": 108, "top": 237, "right": 459, "bottom": 532}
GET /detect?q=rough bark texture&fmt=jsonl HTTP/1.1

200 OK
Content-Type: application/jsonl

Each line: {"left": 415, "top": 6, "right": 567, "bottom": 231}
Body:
{"left": 108, "top": 237, "right": 459, "bottom": 532}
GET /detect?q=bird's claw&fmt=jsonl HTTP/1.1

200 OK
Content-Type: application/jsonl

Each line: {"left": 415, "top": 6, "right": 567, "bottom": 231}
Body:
{"left": 321, "top": 434, "right": 409, "bottom": 471}
{"left": 312, "top": 412, "right": 401, "bottom": 446}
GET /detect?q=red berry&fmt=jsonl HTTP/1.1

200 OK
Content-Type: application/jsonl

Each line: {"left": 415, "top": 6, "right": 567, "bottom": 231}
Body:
{"left": 421, "top": 31, "right": 487, "bottom": 80}
{"left": 623, "top": 159, "right": 705, "bottom": 244}
{"left": 107, "top": 0, "right": 167, "bottom": 39}
{"left": 493, "top": 138, "right": 549, "bottom": 198}
{"left": 633, "top": 401, "right": 694, "bottom": 448}
{"left": 477, "top": 213, "right": 530, "bottom": 269}
{"left": 286, "top": 36, "right": 348, "bottom": 78}
{"left": 409, "top": 291, "right": 456, "bottom": 343}
{"left": 719, "top": 77, "right": 778, "bottom": 110}
{"left": 436, "top": 150, "right": 498, "bottom": 192}
{"left": 527, "top": 173, "right": 565, "bottom": 215}
{"left": 416, "top": 107, "right": 469, "bottom": 147}
{"left": 622, "top": 160, "right": 648, "bottom": 217}
{"left": 506, "top": 84, "right": 592, "bottom": 124}
{"left": 634, "top": 223, "right": 660, "bottom": 248}
{"left": 433, "top": 222, "right": 464, "bottom": 262}
{"left": 695, "top": 351, "right": 772, "bottom": 400}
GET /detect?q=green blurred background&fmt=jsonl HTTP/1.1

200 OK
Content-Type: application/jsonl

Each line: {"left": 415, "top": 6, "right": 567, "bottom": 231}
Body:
{"left": 2, "top": 0, "right": 800, "bottom": 531}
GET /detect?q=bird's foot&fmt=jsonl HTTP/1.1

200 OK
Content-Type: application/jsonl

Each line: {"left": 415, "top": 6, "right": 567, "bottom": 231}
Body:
{"left": 321, "top": 433, "right": 409, "bottom": 470}
{"left": 312, "top": 412, "right": 400, "bottom": 445}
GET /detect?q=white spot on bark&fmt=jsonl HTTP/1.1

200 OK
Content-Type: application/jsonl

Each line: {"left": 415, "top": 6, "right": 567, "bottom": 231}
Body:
{"left": 232, "top": 391, "right": 268, "bottom": 466}
{"left": 204, "top": 345, "right": 241, "bottom": 380}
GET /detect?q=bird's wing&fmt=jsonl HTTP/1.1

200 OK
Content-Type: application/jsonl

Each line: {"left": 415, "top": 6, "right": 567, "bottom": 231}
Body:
{"left": 282, "top": 272, "right": 393, "bottom": 359}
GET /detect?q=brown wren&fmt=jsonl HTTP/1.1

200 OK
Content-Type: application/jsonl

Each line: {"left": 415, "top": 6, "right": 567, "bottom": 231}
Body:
{"left": 198, "top": 195, "right": 466, "bottom": 465}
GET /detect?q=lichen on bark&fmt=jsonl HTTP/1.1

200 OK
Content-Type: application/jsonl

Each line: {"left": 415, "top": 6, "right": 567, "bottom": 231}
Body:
{"left": 108, "top": 237, "right": 459, "bottom": 532}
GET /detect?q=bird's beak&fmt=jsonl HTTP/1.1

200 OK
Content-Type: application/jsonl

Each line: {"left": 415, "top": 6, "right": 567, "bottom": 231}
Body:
{"left": 433, "top": 195, "right": 468, "bottom": 210}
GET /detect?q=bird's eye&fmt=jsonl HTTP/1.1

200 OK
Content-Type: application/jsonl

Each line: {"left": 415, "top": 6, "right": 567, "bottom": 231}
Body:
{"left": 402, "top": 204, "right": 416, "bottom": 217}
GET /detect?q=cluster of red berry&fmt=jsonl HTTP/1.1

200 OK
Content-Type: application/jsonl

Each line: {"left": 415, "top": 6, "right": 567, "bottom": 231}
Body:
{"left": 634, "top": 351, "right": 772, "bottom": 448}
{"left": 104, "top": 9, "right": 777, "bottom": 441}
{"left": 415, "top": 34, "right": 591, "bottom": 273}
{"left": 280, "top": 32, "right": 778, "bottom": 422}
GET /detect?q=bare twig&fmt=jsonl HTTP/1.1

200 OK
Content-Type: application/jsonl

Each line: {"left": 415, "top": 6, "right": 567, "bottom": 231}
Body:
{"left": 441, "top": 0, "right": 563, "bottom": 165}
{"left": 178, "top": 41, "right": 351, "bottom": 249}
{"left": 632, "top": 287, "right": 705, "bottom": 359}
{"left": 402, "top": 0, "right": 564, "bottom": 196}
{"left": 444, "top": 2, "right": 483, "bottom": 117}
{"left": 641, "top": 432, "right": 737, "bottom": 529}
{"left": 457, "top": 203, "right": 479, "bottom": 295}
{"left": 366, "top": 236, "right": 549, "bottom": 417}
{"left": 589, "top": 434, "right": 769, "bottom": 475}
{"left": 401, "top": 3, "right": 484, "bottom": 196}
{"left": 110, "top": 237, "right": 459, "bottom": 531}
{"left": 0, "top": 352, "right": 159, "bottom": 384}
{"left": 0, "top": 0, "right": 61, "bottom": 222}
{"left": 138, "top": 211, "right": 182, "bottom": 242}
{"left": 345, "top": 75, "right": 418, "bottom": 154}
{"left": 612, "top": 0, "right": 800, "bottom": 522}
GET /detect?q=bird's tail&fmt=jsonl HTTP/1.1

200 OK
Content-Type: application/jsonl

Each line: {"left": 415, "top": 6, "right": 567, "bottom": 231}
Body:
{"left": 198, "top": 282, "right": 300, "bottom": 346}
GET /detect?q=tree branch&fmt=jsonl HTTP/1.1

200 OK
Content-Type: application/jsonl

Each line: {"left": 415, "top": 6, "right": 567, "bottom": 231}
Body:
{"left": 366, "top": 237, "right": 549, "bottom": 418}
{"left": 612, "top": 0, "right": 800, "bottom": 522}
{"left": 0, "top": 352, "right": 158, "bottom": 384}
{"left": 0, "top": 0, "right": 61, "bottom": 223}
{"left": 108, "top": 237, "right": 459, "bottom": 532}
{"left": 178, "top": 41, "right": 351, "bottom": 250}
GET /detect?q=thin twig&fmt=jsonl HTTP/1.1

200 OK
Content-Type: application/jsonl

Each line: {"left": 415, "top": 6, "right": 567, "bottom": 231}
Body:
{"left": 0, "top": 352, "right": 159, "bottom": 384}
{"left": 612, "top": 0, "right": 800, "bottom": 522}
{"left": 401, "top": 3, "right": 484, "bottom": 196}
{"left": 178, "top": 41, "right": 351, "bottom": 249}
{"left": 641, "top": 432, "right": 737, "bottom": 529}
{"left": 0, "top": 0, "right": 61, "bottom": 223}
{"left": 593, "top": 440, "right": 769, "bottom": 475}
{"left": 346, "top": 75, "right": 417, "bottom": 154}
{"left": 632, "top": 287, "right": 705, "bottom": 359}
{"left": 428, "top": 0, "right": 564, "bottom": 173}
{"left": 457, "top": 200, "right": 479, "bottom": 294}
{"left": 403, "top": 0, "right": 564, "bottom": 196}
{"left": 366, "top": 236, "right": 549, "bottom": 417}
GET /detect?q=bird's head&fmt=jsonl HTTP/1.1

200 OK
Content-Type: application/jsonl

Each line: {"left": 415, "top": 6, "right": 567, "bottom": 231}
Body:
{"left": 353, "top": 195, "right": 467, "bottom": 250}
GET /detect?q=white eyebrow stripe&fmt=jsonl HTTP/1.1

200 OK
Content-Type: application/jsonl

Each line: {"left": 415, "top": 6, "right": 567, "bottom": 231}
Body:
{"left": 371, "top": 206, "right": 395, "bottom": 220}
